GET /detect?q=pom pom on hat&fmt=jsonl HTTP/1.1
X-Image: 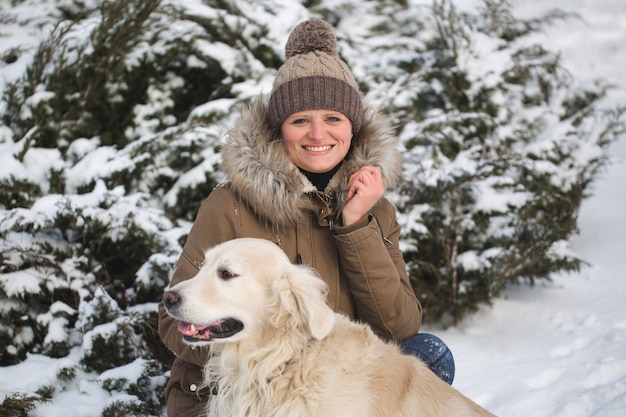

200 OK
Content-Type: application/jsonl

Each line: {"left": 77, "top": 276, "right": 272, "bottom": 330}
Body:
{"left": 285, "top": 19, "right": 337, "bottom": 58}
{"left": 267, "top": 19, "right": 363, "bottom": 133}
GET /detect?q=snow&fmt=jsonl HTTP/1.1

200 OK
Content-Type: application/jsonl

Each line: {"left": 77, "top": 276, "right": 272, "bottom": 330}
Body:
{"left": 0, "top": 0, "right": 625, "bottom": 416}
{"left": 0, "top": 269, "right": 42, "bottom": 297}
{"left": 426, "top": 1, "right": 626, "bottom": 416}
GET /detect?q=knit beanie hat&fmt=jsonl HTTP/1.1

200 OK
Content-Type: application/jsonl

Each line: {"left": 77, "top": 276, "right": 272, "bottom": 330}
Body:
{"left": 267, "top": 19, "right": 363, "bottom": 133}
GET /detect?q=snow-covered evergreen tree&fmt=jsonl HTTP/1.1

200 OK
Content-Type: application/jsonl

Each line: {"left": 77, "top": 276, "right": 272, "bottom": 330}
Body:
{"left": 340, "top": 0, "right": 624, "bottom": 322}
{"left": 0, "top": 0, "right": 279, "bottom": 413}
{"left": 0, "top": 0, "right": 623, "bottom": 414}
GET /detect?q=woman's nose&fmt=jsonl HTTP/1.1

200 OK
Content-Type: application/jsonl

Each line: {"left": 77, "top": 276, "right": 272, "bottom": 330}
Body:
{"left": 308, "top": 120, "right": 325, "bottom": 140}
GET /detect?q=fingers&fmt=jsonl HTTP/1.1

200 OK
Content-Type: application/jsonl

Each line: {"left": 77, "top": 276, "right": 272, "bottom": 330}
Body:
{"left": 348, "top": 167, "right": 385, "bottom": 206}
{"left": 344, "top": 166, "right": 385, "bottom": 225}
{"left": 348, "top": 166, "right": 378, "bottom": 184}
{"left": 348, "top": 166, "right": 383, "bottom": 196}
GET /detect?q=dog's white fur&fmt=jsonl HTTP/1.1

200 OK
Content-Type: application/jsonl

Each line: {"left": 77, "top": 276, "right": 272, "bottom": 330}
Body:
{"left": 165, "top": 238, "right": 496, "bottom": 417}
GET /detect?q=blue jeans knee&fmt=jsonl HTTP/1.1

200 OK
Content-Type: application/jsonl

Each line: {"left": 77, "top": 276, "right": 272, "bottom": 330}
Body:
{"left": 399, "top": 333, "right": 455, "bottom": 385}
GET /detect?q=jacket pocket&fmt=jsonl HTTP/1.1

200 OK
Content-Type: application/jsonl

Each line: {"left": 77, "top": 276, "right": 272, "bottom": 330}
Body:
{"left": 166, "top": 359, "right": 210, "bottom": 402}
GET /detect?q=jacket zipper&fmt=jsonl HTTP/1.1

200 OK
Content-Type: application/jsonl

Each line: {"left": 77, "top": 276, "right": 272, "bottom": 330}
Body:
{"left": 324, "top": 193, "right": 335, "bottom": 230}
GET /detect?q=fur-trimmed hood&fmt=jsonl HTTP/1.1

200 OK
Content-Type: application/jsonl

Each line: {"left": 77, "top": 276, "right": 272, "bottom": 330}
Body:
{"left": 220, "top": 96, "right": 402, "bottom": 227}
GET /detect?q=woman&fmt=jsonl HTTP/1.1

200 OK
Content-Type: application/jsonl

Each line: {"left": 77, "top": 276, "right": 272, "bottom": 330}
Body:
{"left": 158, "top": 19, "right": 455, "bottom": 417}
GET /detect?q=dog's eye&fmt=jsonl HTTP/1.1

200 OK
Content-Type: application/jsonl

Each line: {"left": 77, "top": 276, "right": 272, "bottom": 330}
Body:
{"left": 218, "top": 268, "right": 238, "bottom": 280}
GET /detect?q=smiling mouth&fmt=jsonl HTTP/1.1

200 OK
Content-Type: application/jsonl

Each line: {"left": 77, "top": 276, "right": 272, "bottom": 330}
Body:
{"left": 304, "top": 145, "right": 332, "bottom": 152}
{"left": 177, "top": 318, "right": 244, "bottom": 342}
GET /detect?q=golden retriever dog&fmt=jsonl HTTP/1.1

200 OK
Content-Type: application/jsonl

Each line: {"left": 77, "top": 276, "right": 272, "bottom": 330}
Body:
{"left": 164, "top": 237, "right": 496, "bottom": 417}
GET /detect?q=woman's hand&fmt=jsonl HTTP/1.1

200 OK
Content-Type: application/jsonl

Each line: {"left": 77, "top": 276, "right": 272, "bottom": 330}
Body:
{"left": 342, "top": 166, "right": 384, "bottom": 226}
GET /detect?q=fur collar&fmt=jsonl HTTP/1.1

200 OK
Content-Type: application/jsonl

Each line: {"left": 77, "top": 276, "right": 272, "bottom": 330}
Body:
{"left": 220, "top": 97, "right": 402, "bottom": 227}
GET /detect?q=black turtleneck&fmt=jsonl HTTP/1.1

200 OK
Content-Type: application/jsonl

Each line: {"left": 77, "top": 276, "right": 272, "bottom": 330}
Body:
{"left": 299, "top": 163, "right": 342, "bottom": 192}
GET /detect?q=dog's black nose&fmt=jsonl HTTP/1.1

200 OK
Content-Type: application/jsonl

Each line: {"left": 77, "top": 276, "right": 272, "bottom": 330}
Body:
{"left": 163, "top": 290, "right": 180, "bottom": 309}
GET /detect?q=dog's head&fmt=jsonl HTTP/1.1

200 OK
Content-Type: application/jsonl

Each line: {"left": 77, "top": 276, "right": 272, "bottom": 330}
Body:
{"left": 163, "top": 238, "right": 336, "bottom": 347}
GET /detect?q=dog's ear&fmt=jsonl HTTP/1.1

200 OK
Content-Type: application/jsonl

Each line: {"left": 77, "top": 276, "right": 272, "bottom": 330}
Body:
{"left": 270, "top": 263, "right": 335, "bottom": 340}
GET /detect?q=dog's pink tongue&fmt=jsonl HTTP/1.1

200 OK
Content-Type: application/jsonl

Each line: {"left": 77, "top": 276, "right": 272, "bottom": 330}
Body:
{"left": 178, "top": 321, "right": 209, "bottom": 336}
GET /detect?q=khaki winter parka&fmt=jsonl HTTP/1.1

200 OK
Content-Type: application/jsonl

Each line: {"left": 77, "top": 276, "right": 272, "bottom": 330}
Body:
{"left": 157, "top": 97, "right": 422, "bottom": 415}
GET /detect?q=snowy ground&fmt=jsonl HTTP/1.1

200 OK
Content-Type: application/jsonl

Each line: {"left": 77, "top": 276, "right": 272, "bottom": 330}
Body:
{"left": 1, "top": 0, "right": 625, "bottom": 416}
{"left": 434, "top": 1, "right": 626, "bottom": 416}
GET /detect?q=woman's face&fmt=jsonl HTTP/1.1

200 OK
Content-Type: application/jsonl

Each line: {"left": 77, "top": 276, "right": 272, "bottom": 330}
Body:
{"left": 280, "top": 109, "right": 353, "bottom": 173}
